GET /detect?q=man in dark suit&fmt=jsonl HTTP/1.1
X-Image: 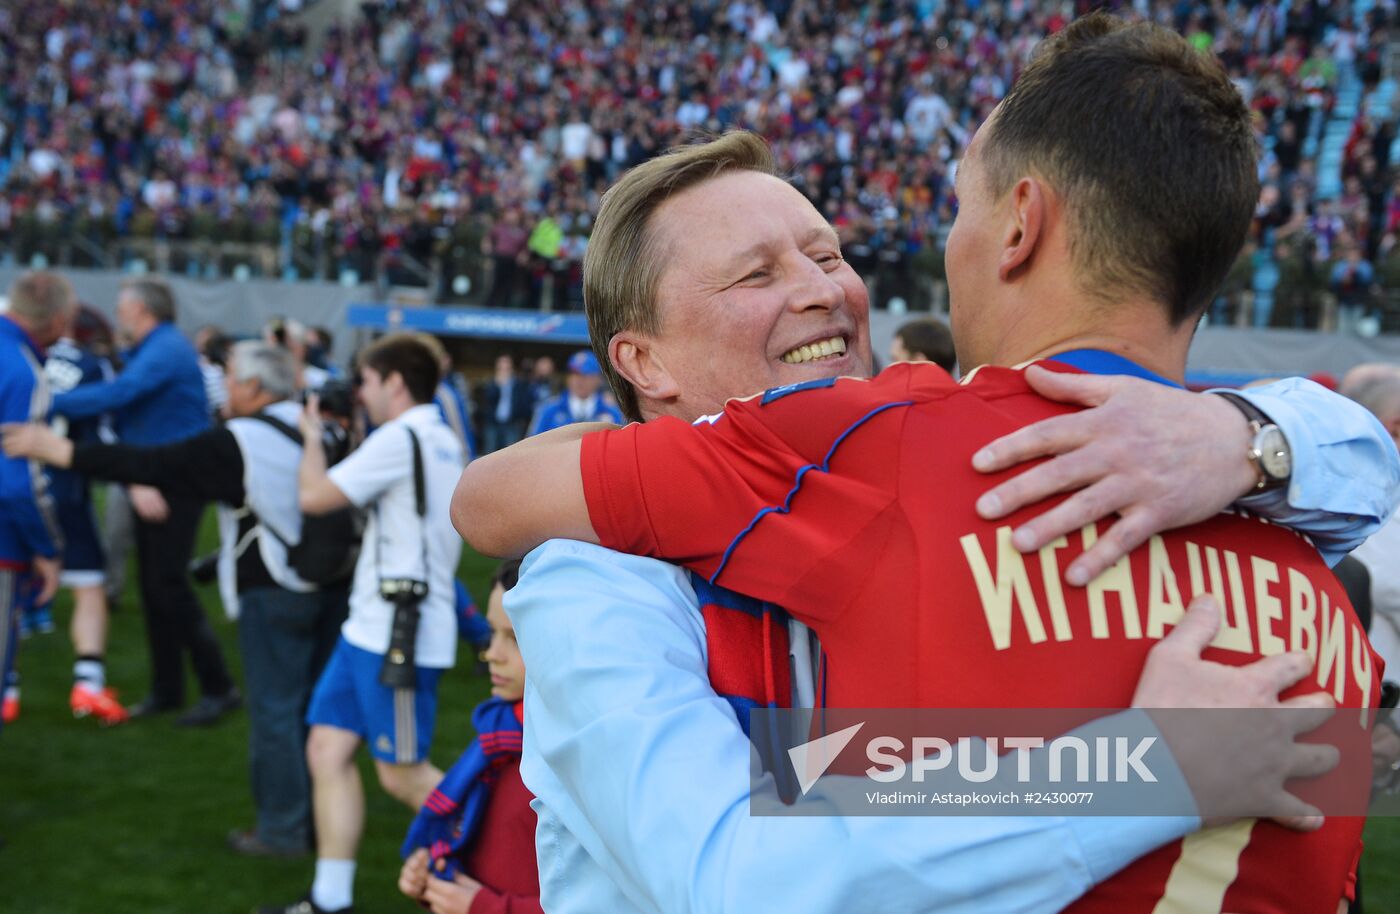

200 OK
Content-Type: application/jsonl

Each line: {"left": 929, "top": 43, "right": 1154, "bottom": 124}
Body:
{"left": 479, "top": 355, "right": 534, "bottom": 453}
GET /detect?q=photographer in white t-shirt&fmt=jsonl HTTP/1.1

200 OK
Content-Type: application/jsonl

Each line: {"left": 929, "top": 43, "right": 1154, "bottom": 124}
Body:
{"left": 277, "top": 332, "right": 465, "bottom": 914}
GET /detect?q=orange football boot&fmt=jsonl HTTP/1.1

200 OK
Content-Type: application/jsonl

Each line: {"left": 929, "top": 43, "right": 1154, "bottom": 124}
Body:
{"left": 70, "top": 684, "right": 129, "bottom": 725}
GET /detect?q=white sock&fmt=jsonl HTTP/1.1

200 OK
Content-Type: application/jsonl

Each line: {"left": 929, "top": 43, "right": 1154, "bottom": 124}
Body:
{"left": 74, "top": 659, "right": 106, "bottom": 692}
{"left": 311, "top": 858, "right": 356, "bottom": 911}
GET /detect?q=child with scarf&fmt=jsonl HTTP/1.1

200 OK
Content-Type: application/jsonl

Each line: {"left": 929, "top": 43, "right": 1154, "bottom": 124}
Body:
{"left": 399, "top": 560, "right": 542, "bottom": 914}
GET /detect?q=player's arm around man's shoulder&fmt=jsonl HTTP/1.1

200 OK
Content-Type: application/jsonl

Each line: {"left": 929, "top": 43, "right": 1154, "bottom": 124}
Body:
{"left": 455, "top": 372, "right": 910, "bottom": 563}
{"left": 973, "top": 367, "right": 1400, "bottom": 581}
{"left": 453, "top": 421, "right": 606, "bottom": 558}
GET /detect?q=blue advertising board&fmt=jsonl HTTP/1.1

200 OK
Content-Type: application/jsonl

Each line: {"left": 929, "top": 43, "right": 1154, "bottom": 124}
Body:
{"left": 347, "top": 305, "right": 592, "bottom": 344}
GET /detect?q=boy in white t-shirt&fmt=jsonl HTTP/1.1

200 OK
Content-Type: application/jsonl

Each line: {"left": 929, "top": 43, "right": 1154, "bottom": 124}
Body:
{"left": 264, "top": 333, "right": 465, "bottom": 914}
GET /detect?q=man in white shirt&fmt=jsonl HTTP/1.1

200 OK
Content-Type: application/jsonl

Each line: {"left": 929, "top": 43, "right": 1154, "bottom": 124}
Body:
{"left": 905, "top": 79, "right": 953, "bottom": 145}
{"left": 266, "top": 332, "right": 465, "bottom": 914}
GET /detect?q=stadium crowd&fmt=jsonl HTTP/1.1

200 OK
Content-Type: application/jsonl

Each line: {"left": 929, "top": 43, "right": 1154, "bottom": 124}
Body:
{"left": 3, "top": 0, "right": 1400, "bottom": 325}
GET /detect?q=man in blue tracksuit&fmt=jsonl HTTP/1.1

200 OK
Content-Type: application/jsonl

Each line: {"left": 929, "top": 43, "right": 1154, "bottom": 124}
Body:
{"left": 50, "top": 277, "right": 238, "bottom": 727}
{"left": 0, "top": 272, "right": 72, "bottom": 736}
{"left": 529, "top": 351, "right": 623, "bottom": 436}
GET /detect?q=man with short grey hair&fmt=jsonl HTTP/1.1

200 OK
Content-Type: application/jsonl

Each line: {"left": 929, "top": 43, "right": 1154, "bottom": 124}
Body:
{"left": 122, "top": 278, "right": 177, "bottom": 324}
{"left": 1342, "top": 366, "right": 1400, "bottom": 446}
{"left": 47, "top": 276, "right": 237, "bottom": 725}
{"left": 4, "top": 339, "right": 350, "bottom": 857}
{"left": 1343, "top": 365, "right": 1400, "bottom": 674}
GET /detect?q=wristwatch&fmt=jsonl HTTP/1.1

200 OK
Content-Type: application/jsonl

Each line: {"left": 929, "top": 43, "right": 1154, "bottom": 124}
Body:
{"left": 1214, "top": 391, "right": 1292, "bottom": 490}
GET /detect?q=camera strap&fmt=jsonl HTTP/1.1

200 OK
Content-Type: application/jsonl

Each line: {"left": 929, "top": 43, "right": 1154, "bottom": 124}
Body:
{"left": 246, "top": 412, "right": 304, "bottom": 546}
{"left": 373, "top": 424, "right": 430, "bottom": 592}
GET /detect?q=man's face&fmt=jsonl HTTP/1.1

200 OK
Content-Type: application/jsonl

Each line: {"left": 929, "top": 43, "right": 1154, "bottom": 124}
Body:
{"left": 567, "top": 371, "right": 601, "bottom": 399}
{"left": 26, "top": 301, "right": 71, "bottom": 348}
{"left": 114, "top": 290, "right": 147, "bottom": 342}
{"left": 944, "top": 113, "right": 1004, "bottom": 371}
{"left": 223, "top": 355, "right": 259, "bottom": 418}
{"left": 641, "top": 170, "right": 872, "bottom": 419}
{"left": 357, "top": 366, "right": 391, "bottom": 426}
{"left": 889, "top": 335, "right": 913, "bottom": 364}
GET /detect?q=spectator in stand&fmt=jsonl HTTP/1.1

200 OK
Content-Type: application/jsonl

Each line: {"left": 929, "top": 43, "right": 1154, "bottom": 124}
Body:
{"left": 530, "top": 351, "right": 622, "bottom": 436}
{"left": 479, "top": 355, "right": 532, "bottom": 454}
{"left": 889, "top": 317, "right": 957, "bottom": 373}
{"left": 1331, "top": 243, "right": 1378, "bottom": 332}
{"left": 526, "top": 208, "right": 558, "bottom": 307}
{"left": 0, "top": 0, "right": 1394, "bottom": 331}
{"left": 483, "top": 209, "right": 529, "bottom": 309}
{"left": 49, "top": 278, "right": 240, "bottom": 726}
{"left": 398, "top": 559, "right": 543, "bottom": 914}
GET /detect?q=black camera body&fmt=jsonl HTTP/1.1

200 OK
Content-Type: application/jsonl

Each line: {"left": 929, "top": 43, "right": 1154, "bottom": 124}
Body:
{"left": 378, "top": 578, "right": 429, "bottom": 689}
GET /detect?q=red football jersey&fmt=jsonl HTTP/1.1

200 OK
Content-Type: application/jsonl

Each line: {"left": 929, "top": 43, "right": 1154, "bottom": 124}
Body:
{"left": 580, "top": 359, "right": 1381, "bottom": 914}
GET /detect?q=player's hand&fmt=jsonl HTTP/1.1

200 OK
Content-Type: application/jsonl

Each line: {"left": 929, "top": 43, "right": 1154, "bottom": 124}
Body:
{"left": 1133, "top": 594, "right": 1336, "bottom": 830}
{"left": 422, "top": 871, "right": 483, "bottom": 914}
{"left": 971, "top": 366, "right": 1258, "bottom": 586}
{"left": 398, "top": 848, "right": 431, "bottom": 901}
{"left": 32, "top": 555, "right": 61, "bottom": 606}
{"left": 1, "top": 422, "right": 72, "bottom": 467}
{"left": 128, "top": 484, "right": 170, "bottom": 523}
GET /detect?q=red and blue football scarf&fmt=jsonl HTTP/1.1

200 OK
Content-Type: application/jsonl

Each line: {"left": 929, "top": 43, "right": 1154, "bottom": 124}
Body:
{"left": 401, "top": 697, "right": 524, "bottom": 878}
{"left": 691, "top": 574, "right": 792, "bottom": 734}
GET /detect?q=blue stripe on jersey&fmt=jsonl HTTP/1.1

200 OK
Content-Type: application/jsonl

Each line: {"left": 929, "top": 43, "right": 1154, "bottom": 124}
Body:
{"left": 710, "top": 399, "right": 915, "bottom": 586}
{"left": 1046, "top": 349, "right": 1183, "bottom": 388}
{"left": 760, "top": 375, "right": 838, "bottom": 405}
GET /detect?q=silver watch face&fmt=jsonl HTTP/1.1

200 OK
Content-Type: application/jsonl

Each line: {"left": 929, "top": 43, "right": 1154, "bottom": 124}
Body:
{"left": 1257, "top": 426, "right": 1291, "bottom": 480}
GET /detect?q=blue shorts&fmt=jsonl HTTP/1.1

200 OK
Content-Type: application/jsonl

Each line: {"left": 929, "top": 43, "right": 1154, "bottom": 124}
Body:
{"left": 306, "top": 637, "right": 443, "bottom": 764}
{"left": 56, "top": 493, "right": 105, "bottom": 582}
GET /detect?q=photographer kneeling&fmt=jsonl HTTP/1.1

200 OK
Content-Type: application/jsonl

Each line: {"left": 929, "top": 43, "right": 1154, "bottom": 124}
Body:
{"left": 2, "top": 340, "right": 351, "bottom": 857}
{"left": 270, "top": 332, "right": 465, "bottom": 914}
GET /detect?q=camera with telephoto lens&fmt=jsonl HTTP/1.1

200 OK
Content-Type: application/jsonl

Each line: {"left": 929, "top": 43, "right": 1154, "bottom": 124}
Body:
{"left": 378, "top": 578, "right": 429, "bottom": 689}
